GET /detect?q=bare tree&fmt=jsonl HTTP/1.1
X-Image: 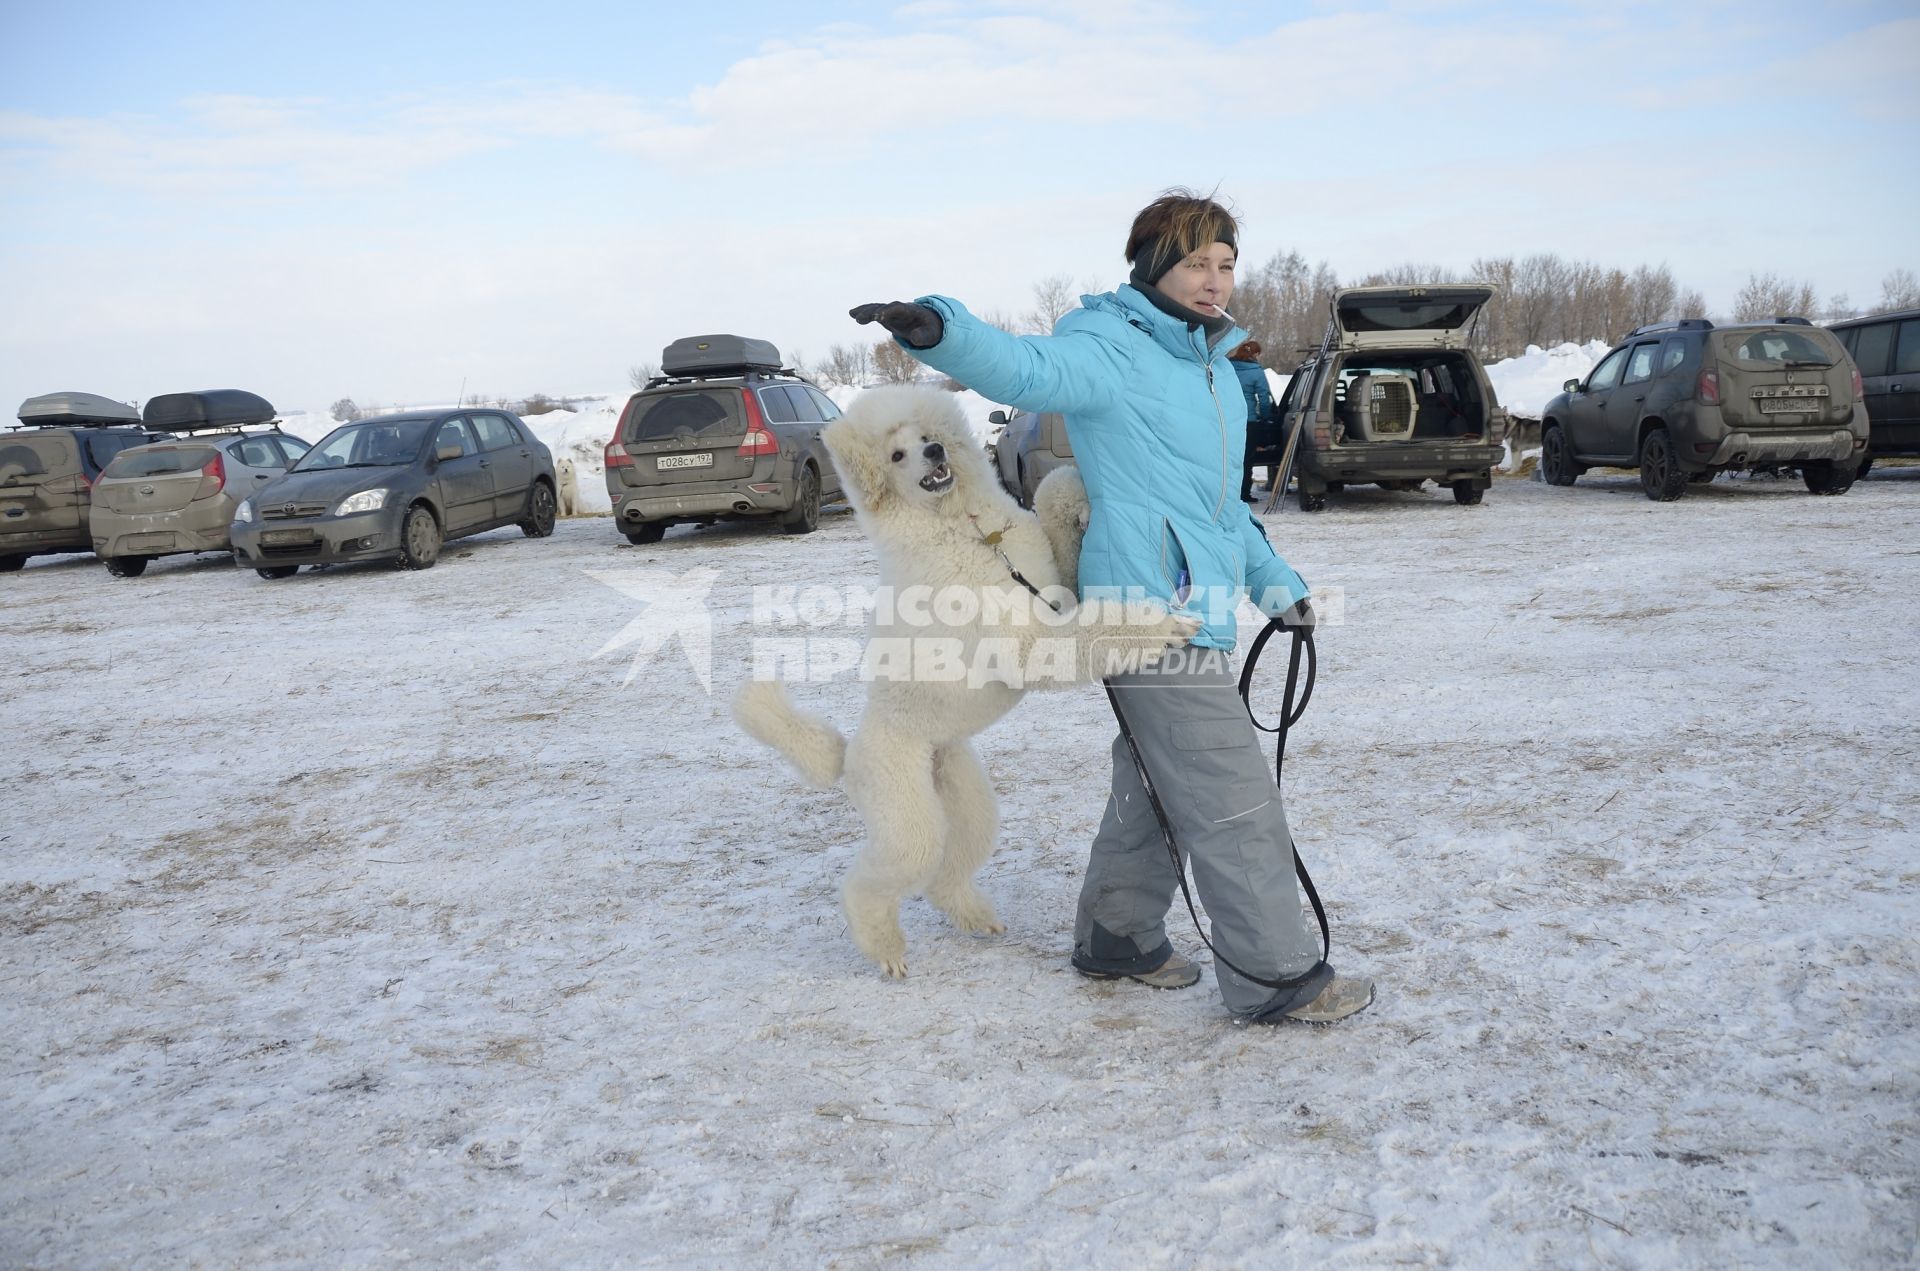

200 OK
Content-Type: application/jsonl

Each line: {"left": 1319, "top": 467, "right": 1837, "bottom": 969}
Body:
{"left": 1875, "top": 268, "right": 1920, "bottom": 314}
{"left": 872, "top": 340, "right": 920, "bottom": 384}
{"left": 520, "top": 393, "right": 558, "bottom": 416}
{"left": 1675, "top": 289, "right": 1708, "bottom": 323}
{"left": 818, "top": 342, "right": 872, "bottom": 388}
{"left": 329, "top": 397, "right": 362, "bottom": 423}
{"left": 1021, "top": 274, "right": 1080, "bottom": 334}
{"left": 1511, "top": 253, "right": 1570, "bottom": 350}
{"left": 1823, "top": 293, "right": 1858, "bottom": 323}
{"left": 978, "top": 309, "right": 1021, "bottom": 334}
{"left": 1627, "top": 264, "right": 1679, "bottom": 329}
{"left": 627, "top": 363, "right": 657, "bottom": 389}
{"left": 1734, "top": 273, "right": 1818, "bottom": 322}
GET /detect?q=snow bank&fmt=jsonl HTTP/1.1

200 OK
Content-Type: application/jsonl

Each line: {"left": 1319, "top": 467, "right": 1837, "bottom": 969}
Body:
{"left": 1485, "top": 341, "right": 1611, "bottom": 420}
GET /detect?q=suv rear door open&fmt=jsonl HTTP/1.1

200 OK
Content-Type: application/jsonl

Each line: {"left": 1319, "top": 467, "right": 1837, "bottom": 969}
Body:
{"left": 1331, "top": 286, "right": 1494, "bottom": 351}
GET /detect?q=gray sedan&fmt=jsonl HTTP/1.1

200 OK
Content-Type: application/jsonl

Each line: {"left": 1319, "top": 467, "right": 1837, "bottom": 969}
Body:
{"left": 231, "top": 408, "right": 556, "bottom": 578}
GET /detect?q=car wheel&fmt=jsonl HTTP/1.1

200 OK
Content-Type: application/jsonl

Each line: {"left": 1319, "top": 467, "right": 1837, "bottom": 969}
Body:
{"left": 1451, "top": 480, "right": 1484, "bottom": 506}
{"left": 0, "top": 555, "right": 25, "bottom": 573}
{"left": 625, "top": 522, "right": 667, "bottom": 545}
{"left": 398, "top": 504, "right": 442, "bottom": 569}
{"left": 104, "top": 555, "right": 148, "bottom": 578}
{"left": 518, "top": 480, "right": 557, "bottom": 538}
{"left": 255, "top": 565, "right": 299, "bottom": 580}
{"left": 1638, "top": 427, "right": 1690, "bottom": 502}
{"left": 1297, "top": 486, "right": 1327, "bottom": 513}
{"left": 1541, "top": 424, "right": 1578, "bottom": 486}
{"left": 1856, "top": 455, "right": 1874, "bottom": 479}
{"left": 1802, "top": 462, "right": 1855, "bottom": 496}
{"left": 781, "top": 467, "right": 820, "bottom": 535}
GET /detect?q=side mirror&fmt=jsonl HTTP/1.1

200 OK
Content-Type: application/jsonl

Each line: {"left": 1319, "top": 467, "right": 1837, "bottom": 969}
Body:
{"left": 987, "top": 410, "right": 1008, "bottom": 426}
{"left": 436, "top": 445, "right": 462, "bottom": 462}
{"left": 1563, "top": 378, "right": 1581, "bottom": 394}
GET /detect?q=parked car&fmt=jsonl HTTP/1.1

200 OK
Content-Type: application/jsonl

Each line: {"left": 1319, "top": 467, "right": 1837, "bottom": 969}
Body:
{"left": 988, "top": 407, "right": 1074, "bottom": 508}
{"left": 230, "top": 407, "right": 556, "bottom": 578}
{"left": 1539, "top": 317, "right": 1866, "bottom": 499}
{"left": 92, "top": 434, "right": 311, "bottom": 577}
{"left": 605, "top": 334, "right": 843, "bottom": 543}
{"left": 1279, "top": 285, "right": 1509, "bottom": 511}
{"left": 1827, "top": 307, "right": 1920, "bottom": 476}
{"left": 2, "top": 392, "right": 172, "bottom": 571}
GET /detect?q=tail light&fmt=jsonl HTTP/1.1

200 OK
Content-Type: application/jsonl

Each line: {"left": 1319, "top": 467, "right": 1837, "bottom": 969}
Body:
{"left": 604, "top": 439, "right": 633, "bottom": 470}
{"left": 1698, "top": 369, "right": 1721, "bottom": 405}
{"left": 1851, "top": 365, "right": 1864, "bottom": 402}
{"left": 737, "top": 388, "right": 779, "bottom": 457}
{"left": 191, "top": 452, "right": 226, "bottom": 501}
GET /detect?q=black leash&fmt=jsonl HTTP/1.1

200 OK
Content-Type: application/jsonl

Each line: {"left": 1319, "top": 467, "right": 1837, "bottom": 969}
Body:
{"left": 1103, "top": 617, "right": 1329, "bottom": 991}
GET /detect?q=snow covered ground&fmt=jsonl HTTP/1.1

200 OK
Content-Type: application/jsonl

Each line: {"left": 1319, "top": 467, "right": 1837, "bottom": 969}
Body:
{"left": 4, "top": 463, "right": 1916, "bottom": 1266}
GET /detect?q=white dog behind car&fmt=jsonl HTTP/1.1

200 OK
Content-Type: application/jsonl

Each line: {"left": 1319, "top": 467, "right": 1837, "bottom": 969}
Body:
{"left": 732, "top": 386, "right": 1196, "bottom": 977}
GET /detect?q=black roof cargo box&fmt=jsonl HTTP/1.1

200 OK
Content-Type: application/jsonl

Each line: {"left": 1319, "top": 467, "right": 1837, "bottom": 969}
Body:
{"left": 660, "top": 334, "right": 783, "bottom": 377}
{"left": 15, "top": 391, "right": 142, "bottom": 426}
{"left": 142, "top": 389, "right": 276, "bottom": 431}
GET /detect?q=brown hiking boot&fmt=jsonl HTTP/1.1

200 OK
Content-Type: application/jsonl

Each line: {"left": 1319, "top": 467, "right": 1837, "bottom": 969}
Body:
{"left": 1075, "top": 950, "right": 1202, "bottom": 990}
{"left": 1274, "top": 974, "right": 1375, "bottom": 1023}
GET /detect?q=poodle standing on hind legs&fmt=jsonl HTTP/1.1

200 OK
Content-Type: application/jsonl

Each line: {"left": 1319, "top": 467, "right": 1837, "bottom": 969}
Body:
{"left": 731, "top": 386, "right": 1198, "bottom": 977}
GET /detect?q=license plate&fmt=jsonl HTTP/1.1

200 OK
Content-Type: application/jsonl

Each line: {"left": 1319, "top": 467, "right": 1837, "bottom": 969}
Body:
{"left": 1759, "top": 396, "right": 1822, "bottom": 414}
{"left": 261, "top": 529, "right": 315, "bottom": 545}
{"left": 656, "top": 453, "right": 714, "bottom": 471}
{"left": 126, "top": 532, "right": 173, "bottom": 551}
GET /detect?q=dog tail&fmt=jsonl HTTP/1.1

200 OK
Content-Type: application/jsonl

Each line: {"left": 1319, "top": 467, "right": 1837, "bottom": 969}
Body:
{"left": 730, "top": 679, "right": 846, "bottom": 788}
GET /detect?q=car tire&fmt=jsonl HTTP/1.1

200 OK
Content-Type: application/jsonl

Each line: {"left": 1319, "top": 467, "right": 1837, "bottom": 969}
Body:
{"left": 1541, "top": 424, "right": 1578, "bottom": 486}
{"left": 1638, "top": 427, "right": 1690, "bottom": 502}
{"left": 1451, "top": 480, "right": 1484, "bottom": 506}
{"left": 255, "top": 565, "right": 299, "bottom": 580}
{"left": 1297, "top": 486, "right": 1327, "bottom": 513}
{"left": 104, "top": 555, "right": 148, "bottom": 578}
{"left": 1802, "top": 462, "right": 1855, "bottom": 496}
{"left": 1856, "top": 455, "right": 1874, "bottom": 479}
{"left": 398, "top": 503, "right": 442, "bottom": 569}
{"left": 518, "top": 480, "right": 557, "bottom": 538}
{"left": 0, "top": 555, "right": 25, "bottom": 573}
{"left": 781, "top": 467, "right": 820, "bottom": 535}
{"left": 625, "top": 522, "right": 667, "bottom": 545}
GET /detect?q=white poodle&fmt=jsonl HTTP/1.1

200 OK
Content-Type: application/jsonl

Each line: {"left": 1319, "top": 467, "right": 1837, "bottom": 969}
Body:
{"left": 731, "top": 386, "right": 1196, "bottom": 977}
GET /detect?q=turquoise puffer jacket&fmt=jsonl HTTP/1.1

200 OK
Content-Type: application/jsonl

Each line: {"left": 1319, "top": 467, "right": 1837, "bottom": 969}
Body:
{"left": 907, "top": 285, "right": 1308, "bottom": 651}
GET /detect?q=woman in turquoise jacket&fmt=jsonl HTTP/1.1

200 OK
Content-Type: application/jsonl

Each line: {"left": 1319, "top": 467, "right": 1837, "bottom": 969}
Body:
{"left": 852, "top": 190, "right": 1372, "bottom": 1024}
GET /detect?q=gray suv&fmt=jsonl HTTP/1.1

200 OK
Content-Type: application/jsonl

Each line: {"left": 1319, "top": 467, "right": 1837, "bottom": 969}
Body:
{"left": 1827, "top": 308, "right": 1919, "bottom": 477}
{"left": 605, "top": 335, "right": 842, "bottom": 544}
{"left": 1539, "top": 317, "right": 1866, "bottom": 499}
{"left": 1279, "top": 285, "right": 1510, "bottom": 511}
{"left": 3, "top": 393, "right": 172, "bottom": 571}
{"left": 988, "top": 408, "right": 1073, "bottom": 508}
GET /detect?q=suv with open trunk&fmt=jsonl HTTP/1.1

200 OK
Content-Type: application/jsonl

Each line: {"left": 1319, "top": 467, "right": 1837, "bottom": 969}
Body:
{"left": 1539, "top": 317, "right": 1865, "bottom": 499}
{"left": 3, "top": 392, "right": 173, "bottom": 571}
{"left": 1276, "top": 285, "right": 1509, "bottom": 511}
{"left": 604, "top": 335, "right": 843, "bottom": 544}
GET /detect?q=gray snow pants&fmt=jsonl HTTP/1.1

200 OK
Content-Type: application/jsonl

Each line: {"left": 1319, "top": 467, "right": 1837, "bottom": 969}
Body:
{"left": 1071, "top": 647, "right": 1328, "bottom": 1016}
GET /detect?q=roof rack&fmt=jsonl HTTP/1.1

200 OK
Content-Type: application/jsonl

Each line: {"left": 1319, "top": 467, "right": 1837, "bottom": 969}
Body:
{"left": 1624, "top": 318, "right": 1714, "bottom": 338}
{"left": 1769, "top": 316, "right": 1812, "bottom": 326}
{"left": 640, "top": 368, "right": 808, "bottom": 391}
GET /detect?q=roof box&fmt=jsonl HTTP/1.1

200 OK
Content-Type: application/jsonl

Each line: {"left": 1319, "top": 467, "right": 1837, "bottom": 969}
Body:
{"left": 142, "top": 389, "right": 276, "bottom": 431}
{"left": 16, "top": 391, "right": 142, "bottom": 426}
{"left": 660, "top": 334, "right": 783, "bottom": 378}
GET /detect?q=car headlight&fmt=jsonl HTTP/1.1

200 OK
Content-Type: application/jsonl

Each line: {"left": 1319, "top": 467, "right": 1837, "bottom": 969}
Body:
{"left": 334, "top": 489, "right": 388, "bottom": 516}
{"left": 234, "top": 499, "right": 254, "bottom": 523}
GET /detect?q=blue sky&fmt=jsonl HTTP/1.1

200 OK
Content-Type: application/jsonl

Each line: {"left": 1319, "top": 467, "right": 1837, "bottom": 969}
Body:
{"left": 2, "top": 0, "right": 1915, "bottom": 414}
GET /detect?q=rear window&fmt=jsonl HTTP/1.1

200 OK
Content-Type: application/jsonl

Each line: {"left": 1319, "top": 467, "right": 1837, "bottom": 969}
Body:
{"left": 1338, "top": 300, "right": 1477, "bottom": 333}
{"left": 625, "top": 390, "right": 743, "bottom": 443}
{"left": 103, "top": 446, "right": 217, "bottom": 478}
{"left": 1717, "top": 327, "right": 1841, "bottom": 367}
{"left": 0, "top": 434, "right": 78, "bottom": 480}
{"left": 85, "top": 433, "right": 153, "bottom": 470}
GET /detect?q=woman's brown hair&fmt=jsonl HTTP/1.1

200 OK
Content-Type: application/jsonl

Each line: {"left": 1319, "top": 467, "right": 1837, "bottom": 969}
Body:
{"left": 1124, "top": 188, "right": 1240, "bottom": 271}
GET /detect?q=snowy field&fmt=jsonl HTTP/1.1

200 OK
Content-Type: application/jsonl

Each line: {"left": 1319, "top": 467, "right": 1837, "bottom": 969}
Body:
{"left": 4, "top": 465, "right": 1917, "bottom": 1266}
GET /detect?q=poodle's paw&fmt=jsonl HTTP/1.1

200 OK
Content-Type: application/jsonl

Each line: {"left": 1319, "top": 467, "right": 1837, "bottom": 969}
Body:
{"left": 932, "top": 886, "right": 1005, "bottom": 936}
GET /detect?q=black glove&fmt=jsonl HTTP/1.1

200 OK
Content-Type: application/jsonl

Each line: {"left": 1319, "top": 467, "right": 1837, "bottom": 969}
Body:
{"left": 1278, "top": 597, "right": 1315, "bottom": 629}
{"left": 850, "top": 301, "right": 944, "bottom": 350}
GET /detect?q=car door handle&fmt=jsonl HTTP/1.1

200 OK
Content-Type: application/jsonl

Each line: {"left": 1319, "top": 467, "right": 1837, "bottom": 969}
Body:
{"left": 1633, "top": 395, "right": 1645, "bottom": 402}
{"left": 254, "top": 473, "right": 270, "bottom": 480}
{"left": 478, "top": 459, "right": 490, "bottom": 468}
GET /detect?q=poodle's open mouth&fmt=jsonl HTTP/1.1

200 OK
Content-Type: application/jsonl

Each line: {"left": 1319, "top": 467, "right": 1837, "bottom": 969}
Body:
{"left": 918, "top": 462, "right": 954, "bottom": 494}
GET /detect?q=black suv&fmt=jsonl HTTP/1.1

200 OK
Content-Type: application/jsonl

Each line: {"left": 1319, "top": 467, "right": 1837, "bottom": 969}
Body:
{"left": 604, "top": 335, "right": 843, "bottom": 544}
{"left": 1826, "top": 308, "right": 1920, "bottom": 477}
{"left": 3, "top": 392, "right": 173, "bottom": 571}
{"left": 1539, "top": 318, "right": 1866, "bottom": 499}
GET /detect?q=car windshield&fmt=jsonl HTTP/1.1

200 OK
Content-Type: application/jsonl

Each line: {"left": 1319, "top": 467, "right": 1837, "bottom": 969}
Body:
{"left": 291, "top": 419, "right": 433, "bottom": 471}
{"left": 1719, "top": 328, "right": 1838, "bottom": 367}
{"left": 102, "top": 446, "right": 216, "bottom": 478}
